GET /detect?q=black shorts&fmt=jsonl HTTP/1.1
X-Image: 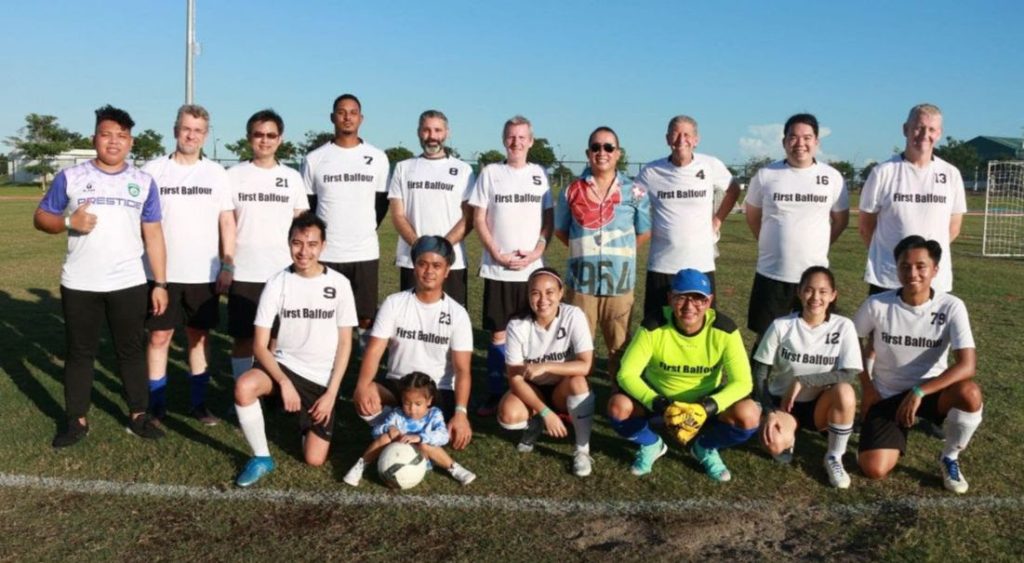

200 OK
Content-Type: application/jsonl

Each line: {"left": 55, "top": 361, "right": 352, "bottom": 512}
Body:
{"left": 858, "top": 390, "right": 944, "bottom": 454}
{"left": 399, "top": 267, "right": 468, "bottom": 309}
{"left": 770, "top": 394, "right": 821, "bottom": 432}
{"left": 323, "top": 260, "right": 378, "bottom": 321}
{"left": 263, "top": 362, "right": 337, "bottom": 441}
{"left": 381, "top": 377, "right": 456, "bottom": 420}
{"left": 747, "top": 273, "right": 797, "bottom": 335}
{"left": 227, "top": 281, "right": 265, "bottom": 338}
{"left": 482, "top": 279, "right": 529, "bottom": 332}
{"left": 146, "top": 281, "right": 220, "bottom": 331}
{"left": 643, "top": 270, "right": 716, "bottom": 321}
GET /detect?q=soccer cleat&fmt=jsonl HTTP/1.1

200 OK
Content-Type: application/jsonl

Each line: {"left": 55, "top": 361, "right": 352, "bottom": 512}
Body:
{"left": 475, "top": 394, "right": 500, "bottom": 417}
{"left": 940, "top": 456, "right": 969, "bottom": 494}
{"left": 824, "top": 455, "right": 851, "bottom": 489}
{"left": 517, "top": 417, "right": 543, "bottom": 453}
{"left": 52, "top": 418, "right": 89, "bottom": 449}
{"left": 773, "top": 447, "right": 794, "bottom": 465}
{"left": 126, "top": 413, "right": 166, "bottom": 440}
{"left": 630, "top": 438, "right": 668, "bottom": 476}
{"left": 236, "top": 456, "right": 275, "bottom": 488}
{"left": 691, "top": 441, "right": 731, "bottom": 482}
{"left": 342, "top": 458, "right": 365, "bottom": 487}
{"left": 190, "top": 404, "right": 220, "bottom": 427}
{"left": 449, "top": 462, "right": 477, "bottom": 485}
{"left": 573, "top": 450, "right": 593, "bottom": 477}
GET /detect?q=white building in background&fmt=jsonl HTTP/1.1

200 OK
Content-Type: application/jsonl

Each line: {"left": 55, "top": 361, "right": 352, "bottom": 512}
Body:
{"left": 9, "top": 148, "right": 97, "bottom": 184}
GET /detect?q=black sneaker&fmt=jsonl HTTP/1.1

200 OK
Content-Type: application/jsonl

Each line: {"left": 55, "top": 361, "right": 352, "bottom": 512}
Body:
{"left": 126, "top": 413, "right": 166, "bottom": 440}
{"left": 190, "top": 404, "right": 220, "bottom": 427}
{"left": 52, "top": 418, "right": 89, "bottom": 448}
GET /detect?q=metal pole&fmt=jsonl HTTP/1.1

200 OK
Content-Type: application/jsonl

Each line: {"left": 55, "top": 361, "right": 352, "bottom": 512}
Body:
{"left": 185, "top": 0, "right": 195, "bottom": 104}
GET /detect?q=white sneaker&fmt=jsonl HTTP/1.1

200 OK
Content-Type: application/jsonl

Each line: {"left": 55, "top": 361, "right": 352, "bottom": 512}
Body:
{"left": 342, "top": 458, "right": 365, "bottom": 487}
{"left": 573, "top": 450, "right": 593, "bottom": 477}
{"left": 517, "top": 417, "right": 543, "bottom": 453}
{"left": 449, "top": 462, "right": 477, "bottom": 486}
{"left": 824, "top": 455, "right": 851, "bottom": 489}
{"left": 940, "top": 456, "right": 969, "bottom": 494}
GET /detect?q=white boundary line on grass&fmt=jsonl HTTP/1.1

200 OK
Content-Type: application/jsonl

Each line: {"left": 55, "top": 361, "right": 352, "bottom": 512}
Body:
{"left": 2, "top": 472, "right": 1022, "bottom": 516}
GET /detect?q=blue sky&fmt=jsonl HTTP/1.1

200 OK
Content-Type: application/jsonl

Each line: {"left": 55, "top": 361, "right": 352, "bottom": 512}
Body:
{"left": 3, "top": 0, "right": 1022, "bottom": 169}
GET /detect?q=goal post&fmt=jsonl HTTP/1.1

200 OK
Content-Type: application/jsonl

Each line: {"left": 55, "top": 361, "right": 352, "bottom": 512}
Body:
{"left": 983, "top": 161, "right": 1024, "bottom": 257}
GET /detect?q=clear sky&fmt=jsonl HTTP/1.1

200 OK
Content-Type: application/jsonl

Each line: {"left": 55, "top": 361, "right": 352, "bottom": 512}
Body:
{"left": 3, "top": 0, "right": 1022, "bottom": 168}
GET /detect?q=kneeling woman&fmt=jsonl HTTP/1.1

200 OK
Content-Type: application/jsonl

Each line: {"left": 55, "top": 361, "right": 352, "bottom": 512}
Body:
{"left": 754, "top": 266, "right": 862, "bottom": 489}
{"left": 497, "top": 268, "right": 596, "bottom": 477}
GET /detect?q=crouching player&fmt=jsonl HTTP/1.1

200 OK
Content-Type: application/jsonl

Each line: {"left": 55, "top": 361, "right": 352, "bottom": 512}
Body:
{"left": 609, "top": 269, "right": 759, "bottom": 481}
{"left": 496, "top": 268, "right": 596, "bottom": 477}
{"left": 854, "top": 235, "right": 983, "bottom": 493}
{"left": 233, "top": 212, "right": 357, "bottom": 487}
{"left": 754, "top": 266, "right": 861, "bottom": 488}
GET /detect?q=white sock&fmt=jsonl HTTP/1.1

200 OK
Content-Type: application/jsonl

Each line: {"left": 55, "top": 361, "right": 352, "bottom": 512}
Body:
{"left": 826, "top": 422, "right": 854, "bottom": 458}
{"left": 236, "top": 401, "right": 270, "bottom": 457}
{"left": 359, "top": 406, "right": 392, "bottom": 427}
{"left": 498, "top": 418, "right": 528, "bottom": 431}
{"left": 231, "top": 356, "right": 253, "bottom": 380}
{"left": 942, "top": 406, "right": 983, "bottom": 460}
{"left": 567, "top": 392, "right": 594, "bottom": 452}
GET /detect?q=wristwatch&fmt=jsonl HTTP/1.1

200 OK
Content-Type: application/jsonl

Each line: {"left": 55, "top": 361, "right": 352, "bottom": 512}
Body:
{"left": 153, "top": 281, "right": 169, "bottom": 290}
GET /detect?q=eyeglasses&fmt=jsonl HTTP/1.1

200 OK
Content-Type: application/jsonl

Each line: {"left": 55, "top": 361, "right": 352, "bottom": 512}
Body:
{"left": 251, "top": 132, "right": 280, "bottom": 140}
{"left": 671, "top": 293, "right": 710, "bottom": 306}
{"left": 589, "top": 142, "right": 617, "bottom": 153}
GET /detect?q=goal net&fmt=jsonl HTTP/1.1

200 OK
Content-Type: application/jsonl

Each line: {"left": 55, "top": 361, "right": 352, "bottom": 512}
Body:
{"left": 983, "top": 161, "right": 1024, "bottom": 257}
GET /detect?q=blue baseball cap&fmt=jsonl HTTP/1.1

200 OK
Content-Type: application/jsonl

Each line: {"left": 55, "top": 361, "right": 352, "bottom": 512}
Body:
{"left": 670, "top": 268, "right": 712, "bottom": 296}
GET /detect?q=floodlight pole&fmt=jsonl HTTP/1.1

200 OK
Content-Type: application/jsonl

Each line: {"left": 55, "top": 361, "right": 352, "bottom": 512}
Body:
{"left": 185, "top": 0, "right": 195, "bottom": 104}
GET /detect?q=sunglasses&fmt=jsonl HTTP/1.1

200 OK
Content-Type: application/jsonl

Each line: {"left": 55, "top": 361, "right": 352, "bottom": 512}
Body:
{"left": 251, "top": 132, "right": 280, "bottom": 140}
{"left": 589, "top": 142, "right": 617, "bottom": 153}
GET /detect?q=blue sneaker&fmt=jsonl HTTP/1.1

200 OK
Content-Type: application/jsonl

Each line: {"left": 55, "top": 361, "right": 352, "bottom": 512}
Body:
{"left": 236, "top": 456, "right": 275, "bottom": 488}
{"left": 691, "top": 441, "right": 731, "bottom": 482}
{"left": 630, "top": 438, "right": 668, "bottom": 476}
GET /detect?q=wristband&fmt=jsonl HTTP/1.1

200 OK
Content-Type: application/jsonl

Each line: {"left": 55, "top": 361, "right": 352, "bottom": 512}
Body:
{"left": 64, "top": 216, "right": 71, "bottom": 230}
{"left": 220, "top": 263, "right": 235, "bottom": 274}
{"left": 537, "top": 407, "right": 552, "bottom": 418}
{"left": 454, "top": 405, "right": 468, "bottom": 414}
{"left": 152, "top": 281, "right": 169, "bottom": 290}
{"left": 911, "top": 386, "right": 925, "bottom": 398}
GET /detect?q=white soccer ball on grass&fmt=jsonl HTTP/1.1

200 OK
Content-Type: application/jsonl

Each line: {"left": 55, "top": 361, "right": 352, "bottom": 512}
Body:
{"left": 377, "top": 442, "right": 428, "bottom": 489}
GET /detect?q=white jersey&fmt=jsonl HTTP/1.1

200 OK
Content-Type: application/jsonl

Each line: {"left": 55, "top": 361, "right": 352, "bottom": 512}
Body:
{"left": 854, "top": 290, "right": 974, "bottom": 399}
{"left": 467, "top": 162, "right": 553, "bottom": 281}
{"left": 254, "top": 266, "right": 358, "bottom": 386}
{"left": 753, "top": 312, "right": 862, "bottom": 402}
{"left": 38, "top": 161, "right": 161, "bottom": 292}
{"left": 744, "top": 160, "right": 849, "bottom": 283}
{"left": 142, "top": 156, "right": 234, "bottom": 283}
{"left": 636, "top": 154, "right": 733, "bottom": 273}
{"left": 369, "top": 290, "right": 473, "bottom": 391}
{"left": 301, "top": 142, "right": 389, "bottom": 263}
{"left": 505, "top": 304, "right": 594, "bottom": 386}
{"left": 387, "top": 156, "right": 474, "bottom": 270}
{"left": 228, "top": 161, "right": 309, "bottom": 283}
{"left": 859, "top": 155, "right": 966, "bottom": 292}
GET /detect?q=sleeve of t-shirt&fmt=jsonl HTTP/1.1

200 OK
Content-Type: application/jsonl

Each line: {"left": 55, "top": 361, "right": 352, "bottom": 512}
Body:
{"left": 372, "top": 409, "right": 404, "bottom": 438}
{"left": 853, "top": 298, "right": 876, "bottom": 338}
{"left": 950, "top": 168, "right": 967, "bottom": 214}
{"left": 744, "top": 170, "right": 764, "bottom": 209}
{"left": 254, "top": 272, "right": 284, "bottom": 328}
{"left": 709, "top": 328, "right": 754, "bottom": 411}
{"left": 418, "top": 408, "right": 450, "bottom": 447}
{"left": 569, "top": 307, "right": 595, "bottom": 354}
{"left": 831, "top": 172, "right": 849, "bottom": 212}
{"left": 859, "top": 166, "right": 883, "bottom": 213}
{"left": 752, "top": 319, "right": 780, "bottom": 365}
{"left": 301, "top": 154, "right": 316, "bottom": 196}
{"left": 451, "top": 307, "right": 474, "bottom": 352}
{"left": 218, "top": 168, "right": 235, "bottom": 211}
{"left": 335, "top": 276, "right": 358, "bottom": 328}
{"left": 375, "top": 151, "right": 390, "bottom": 193}
{"left": 369, "top": 294, "right": 397, "bottom": 339}
{"left": 617, "top": 329, "right": 657, "bottom": 408}
{"left": 836, "top": 317, "right": 864, "bottom": 371}
{"left": 947, "top": 299, "right": 976, "bottom": 350}
{"left": 633, "top": 166, "right": 650, "bottom": 193}
{"left": 141, "top": 179, "right": 163, "bottom": 222}
{"left": 467, "top": 168, "right": 490, "bottom": 209}
{"left": 38, "top": 171, "right": 69, "bottom": 215}
{"left": 711, "top": 158, "right": 733, "bottom": 193}
{"left": 386, "top": 162, "right": 404, "bottom": 200}
{"left": 290, "top": 169, "right": 310, "bottom": 211}
{"left": 553, "top": 185, "right": 570, "bottom": 233}
{"left": 504, "top": 320, "right": 526, "bottom": 366}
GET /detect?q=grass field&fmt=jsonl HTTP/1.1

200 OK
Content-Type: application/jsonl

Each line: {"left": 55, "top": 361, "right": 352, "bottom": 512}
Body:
{"left": 1, "top": 189, "right": 1022, "bottom": 561}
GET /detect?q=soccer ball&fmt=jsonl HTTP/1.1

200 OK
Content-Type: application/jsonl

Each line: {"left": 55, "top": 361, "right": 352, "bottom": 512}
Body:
{"left": 377, "top": 442, "right": 428, "bottom": 489}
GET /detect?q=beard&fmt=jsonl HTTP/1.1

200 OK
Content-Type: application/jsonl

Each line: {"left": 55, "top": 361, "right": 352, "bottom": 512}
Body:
{"left": 421, "top": 141, "right": 445, "bottom": 156}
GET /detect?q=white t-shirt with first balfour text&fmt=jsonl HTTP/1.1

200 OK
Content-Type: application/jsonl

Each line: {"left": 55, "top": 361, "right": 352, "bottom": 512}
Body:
{"left": 254, "top": 266, "right": 358, "bottom": 387}
{"left": 369, "top": 289, "right": 473, "bottom": 391}
{"left": 853, "top": 290, "right": 974, "bottom": 399}
{"left": 301, "top": 142, "right": 389, "bottom": 263}
{"left": 636, "top": 153, "right": 733, "bottom": 274}
{"left": 467, "top": 162, "right": 553, "bottom": 282}
{"left": 143, "top": 156, "right": 234, "bottom": 283}
{"left": 753, "top": 312, "right": 862, "bottom": 402}
{"left": 387, "top": 156, "right": 474, "bottom": 270}
{"left": 859, "top": 155, "right": 966, "bottom": 292}
{"left": 228, "top": 161, "right": 309, "bottom": 283}
{"left": 744, "top": 160, "right": 848, "bottom": 283}
{"left": 505, "top": 304, "right": 594, "bottom": 386}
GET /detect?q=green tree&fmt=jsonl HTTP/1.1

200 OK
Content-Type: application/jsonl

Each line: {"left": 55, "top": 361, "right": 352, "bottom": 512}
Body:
{"left": 549, "top": 163, "right": 574, "bottom": 191}
{"left": 617, "top": 146, "right": 630, "bottom": 174}
{"left": 859, "top": 161, "right": 878, "bottom": 184}
{"left": 0, "top": 154, "right": 8, "bottom": 176}
{"left": 829, "top": 160, "right": 855, "bottom": 184}
{"left": 224, "top": 137, "right": 299, "bottom": 162}
{"left": 299, "top": 130, "right": 334, "bottom": 155}
{"left": 527, "top": 137, "right": 556, "bottom": 169}
{"left": 475, "top": 149, "right": 505, "bottom": 173}
{"left": 385, "top": 146, "right": 415, "bottom": 167}
{"left": 131, "top": 129, "right": 165, "bottom": 162}
{"left": 5, "top": 114, "right": 80, "bottom": 189}
{"left": 934, "top": 136, "right": 981, "bottom": 179}
{"left": 741, "top": 155, "right": 773, "bottom": 183}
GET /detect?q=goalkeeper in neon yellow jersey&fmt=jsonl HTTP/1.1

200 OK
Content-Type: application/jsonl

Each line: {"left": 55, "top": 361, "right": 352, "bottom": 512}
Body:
{"left": 609, "top": 269, "right": 760, "bottom": 481}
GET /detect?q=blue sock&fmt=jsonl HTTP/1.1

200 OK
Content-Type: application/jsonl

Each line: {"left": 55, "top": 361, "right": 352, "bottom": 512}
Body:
{"left": 486, "top": 342, "right": 507, "bottom": 396}
{"left": 190, "top": 372, "right": 210, "bottom": 409}
{"left": 149, "top": 376, "right": 167, "bottom": 415}
{"left": 696, "top": 419, "right": 757, "bottom": 450}
{"left": 609, "top": 416, "right": 660, "bottom": 446}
